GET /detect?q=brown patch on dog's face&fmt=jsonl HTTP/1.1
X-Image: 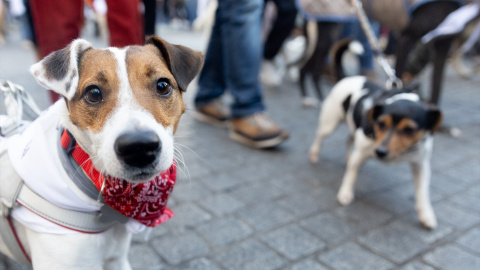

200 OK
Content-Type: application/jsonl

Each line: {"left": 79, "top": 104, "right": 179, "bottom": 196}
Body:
{"left": 126, "top": 45, "right": 186, "bottom": 133}
{"left": 67, "top": 49, "right": 120, "bottom": 132}
{"left": 373, "top": 115, "right": 426, "bottom": 158}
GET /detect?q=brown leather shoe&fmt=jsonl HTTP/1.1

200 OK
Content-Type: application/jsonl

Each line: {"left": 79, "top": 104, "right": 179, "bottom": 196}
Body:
{"left": 194, "top": 99, "right": 230, "bottom": 128}
{"left": 229, "top": 113, "right": 289, "bottom": 148}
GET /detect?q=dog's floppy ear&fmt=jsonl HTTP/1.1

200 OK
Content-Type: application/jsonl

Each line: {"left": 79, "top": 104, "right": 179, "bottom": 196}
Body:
{"left": 367, "top": 104, "right": 384, "bottom": 124}
{"left": 425, "top": 106, "right": 442, "bottom": 134}
{"left": 30, "top": 39, "right": 92, "bottom": 100}
{"left": 146, "top": 36, "right": 204, "bottom": 91}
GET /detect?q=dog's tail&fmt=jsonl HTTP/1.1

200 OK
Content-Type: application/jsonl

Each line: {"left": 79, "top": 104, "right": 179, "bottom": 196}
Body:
{"left": 330, "top": 38, "right": 364, "bottom": 82}
{"left": 286, "top": 20, "right": 318, "bottom": 69}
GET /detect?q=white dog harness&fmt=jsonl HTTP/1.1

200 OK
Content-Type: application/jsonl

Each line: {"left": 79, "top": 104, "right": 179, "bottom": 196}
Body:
{"left": 0, "top": 100, "right": 176, "bottom": 264}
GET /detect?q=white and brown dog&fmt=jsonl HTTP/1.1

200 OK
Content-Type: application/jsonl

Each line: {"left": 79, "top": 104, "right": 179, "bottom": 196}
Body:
{"left": 309, "top": 76, "right": 442, "bottom": 229}
{"left": 0, "top": 37, "right": 203, "bottom": 269}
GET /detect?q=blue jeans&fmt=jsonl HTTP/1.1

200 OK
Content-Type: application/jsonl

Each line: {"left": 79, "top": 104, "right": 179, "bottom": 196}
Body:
{"left": 195, "top": 0, "right": 265, "bottom": 118}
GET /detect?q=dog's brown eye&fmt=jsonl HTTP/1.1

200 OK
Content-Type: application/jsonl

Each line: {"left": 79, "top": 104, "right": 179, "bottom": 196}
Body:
{"left": 156, "top": 79, "right": 172, "bottom": 97}
{"left": 402, "top": 127, "right": 416, "bottom": 135}
{"left": 377, "top": 121, "right": 386, "bottom": 130}
{"left": 84, "top": 86, "right": 103, "bottom": 104}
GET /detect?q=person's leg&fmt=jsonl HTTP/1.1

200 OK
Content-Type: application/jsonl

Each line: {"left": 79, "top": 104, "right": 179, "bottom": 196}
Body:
{"left": 195, "top": 6, "right": 227, "bottom": 108}
{"left": 219, "top": 0, "right": 265, "bottom": 118}
{"left": 196, "top": 0, "right": 288, "bottom": 148}
{"left": 30, "top": 0, "right": 83, "bottom": 102}
{"left": 263, "top": 0, "right": 297, "bottom": 60}
{"left": 106, "top": 0, "right": 144, "bottom": 47}
{"left": 143, "top": 0, "right": 156, "bottom": 36}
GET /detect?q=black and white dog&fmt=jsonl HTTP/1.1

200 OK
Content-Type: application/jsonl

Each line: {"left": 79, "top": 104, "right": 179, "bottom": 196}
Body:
{"left": 309, "top": 76, "right": 442, "bottom": 229}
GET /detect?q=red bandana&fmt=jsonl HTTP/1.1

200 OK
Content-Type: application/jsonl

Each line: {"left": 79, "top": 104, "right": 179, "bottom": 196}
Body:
{"left": 60, "top": 130, "right": 175, "bottom": 227}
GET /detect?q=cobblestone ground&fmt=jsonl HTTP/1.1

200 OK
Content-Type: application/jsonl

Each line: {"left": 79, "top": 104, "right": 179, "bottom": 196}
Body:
{"left": 1, "top": 23, "right": 479, "bottom": 270}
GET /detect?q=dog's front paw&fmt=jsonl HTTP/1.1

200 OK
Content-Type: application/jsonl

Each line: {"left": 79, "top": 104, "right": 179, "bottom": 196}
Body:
{"left": 418, "top": 208, "right": 437, "bottom": 229}
{"left": 302, "top": 97, "right": 319, "bottom": 108}
{"left": 309, "top": 150, "right": 319, "bottom": 164}
{"left": 337, "top": 188, "right": 354, "bottom": 206}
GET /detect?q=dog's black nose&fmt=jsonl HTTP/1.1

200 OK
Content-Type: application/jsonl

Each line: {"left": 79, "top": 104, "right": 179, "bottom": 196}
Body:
{"left": 375, "top": 146, "right": 388, "bottom": 159}
{"left": 114, "top": 131, "right": 161, "bottom": 168}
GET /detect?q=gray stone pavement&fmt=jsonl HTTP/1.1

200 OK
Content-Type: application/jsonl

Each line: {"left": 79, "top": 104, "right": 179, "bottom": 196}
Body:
{"left": 1, "top": 22, "right": 479, "bottom": 270}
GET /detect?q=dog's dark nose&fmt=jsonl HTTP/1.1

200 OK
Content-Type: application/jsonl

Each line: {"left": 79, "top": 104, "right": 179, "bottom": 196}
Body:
{"left": 114, "top": 131, "right": 161, "bottom": 168}
{"left": 375, "top": 146, "right": 388, "bottom": 159}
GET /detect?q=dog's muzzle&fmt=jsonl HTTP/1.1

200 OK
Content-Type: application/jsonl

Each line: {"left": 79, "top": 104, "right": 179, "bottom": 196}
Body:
{"left": 114, "top": 131, "right": 161, "bottom": 168}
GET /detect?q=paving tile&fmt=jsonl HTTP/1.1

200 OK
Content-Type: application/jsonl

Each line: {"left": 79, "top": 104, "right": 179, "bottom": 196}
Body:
{"left": 319, "top": 242, "right": 394, "bottom": 270}
{"left": 170, "top": 181, "right": 213, "bottom": 203}
{"left": 423, "top": 245, "right": 480, "bottom": 270}
{"left": 300, "top": 212, "right": 357, "bottom": 245}
{"left": 196, "top": 216, "right": 253, "bottom": 247}
{"left": 449, "top": 192, "right": 480, "bottom": 212}
{"left": 429, "top": 171, "right": 470, "bottom": 196}
{"left": 334, "top": 201, "right": 394, "bottom": 231}
{"left": 229, "top": 181, "right": 284, "bottom": 205}
{"left": 261, "top": 224, "right": 326, "bottom": 260}
{"left": 198, "top": 171, "right": 245, "bottom": 192}
{"left": 213, "top": 240, "right": 286, "bottom": 270}
{"left": 166, "top": 203, "right": 213, "bottom": 230}
{"left": 289, "top": 259, "right": 329, "bottom": 270}
{"left": 236, "top": 202, "right": 296, "bottom": 232}
{"left": 398, "top": 261, "right": 435, "bottom": 270}
{"left": 129, "top": 244, "right": 165, "bottom": 270}
{"left": 355, "top": 163, "right": 410, "bottom": 195}
{"left": 151, "top": 231, "right": 211, "bottom": 266}
{"left": 276, "top": 191, "right": 332, "bottom": 218}
{"left": 268, "top": 172, "right": 315, "bottom": 194}
{"left": 177, "top": 258, "right": 221, "bottom": 270}
{"left": 442, "top": 158, "right": 480, "bottom": 185}
{"left": 389, "top": 219, "right": 453, "bottom": 244}
{"left": 197, "top": 193, "right": 245, "bottom": 216}
{"left": 358, "top": 222, "right": 429, "bottom": 264}
{"left": 456, "top": 228, "right": 480, "bottom": 255}
{"left": 364, "top": 190, "right": 414, "bottom": 215}
{"left": 434, "top": 201, "right": 480, "bottom": 229}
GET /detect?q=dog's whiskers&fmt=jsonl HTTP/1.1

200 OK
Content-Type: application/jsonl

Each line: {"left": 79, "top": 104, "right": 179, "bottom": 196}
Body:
{"left": 173, "top": 144, "right": 193, "bottom": 184}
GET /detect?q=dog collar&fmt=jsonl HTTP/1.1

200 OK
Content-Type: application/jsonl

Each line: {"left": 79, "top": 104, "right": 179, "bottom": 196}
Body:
{"left": 59, "top": 129, "right": 176, "bottom": 227}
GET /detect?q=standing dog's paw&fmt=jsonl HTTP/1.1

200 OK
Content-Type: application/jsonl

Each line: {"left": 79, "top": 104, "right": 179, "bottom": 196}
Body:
{"left": 302, "top": 97, "right": 319, "bottom": 108}
{"left": 309, "top": 150, "right": 319, "bottom": 164}
{"left": 337, "top": 188, "right": 354, "bottom": 206}
{"left": 418, "top": 208, "right": 437, "bottom": 229}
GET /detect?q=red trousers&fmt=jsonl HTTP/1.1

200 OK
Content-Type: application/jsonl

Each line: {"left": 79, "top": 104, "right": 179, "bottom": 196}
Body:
{"left": 30, "top": 0, "right": 144, "bottom": 102}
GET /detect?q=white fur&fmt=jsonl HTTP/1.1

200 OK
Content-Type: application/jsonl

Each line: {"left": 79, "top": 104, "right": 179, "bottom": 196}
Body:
{"left": 309, "top": 76, "right": 437, "bottom": 229}
{"left": 0, "top": 41, "right": 180, "bottom": 269}
{"left": 385, "top": 93, "right": 420, "bottom": 104}
{"left": 30, "top": 39, "right": 92, "bottom": 100}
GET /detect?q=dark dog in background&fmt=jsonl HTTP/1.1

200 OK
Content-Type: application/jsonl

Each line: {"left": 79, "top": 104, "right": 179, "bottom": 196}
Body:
{"left": 297, "top": 0, "right": 461, "bottom": 106}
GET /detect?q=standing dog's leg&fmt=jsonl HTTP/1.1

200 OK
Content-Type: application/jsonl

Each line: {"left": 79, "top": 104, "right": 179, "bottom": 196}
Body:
{"left": 311, "top": 22, "right": 339, "bottom": 101}
{"left": 430, "top": 37, "right": 454, "bottom": 105}
{"left": 337, "top": 131, "right": 372, "bottom": 205}
{"left": 299, "top": 22, "right": 339, "bottom": 106}
{"left": 395, "top": 35, "right": 418, "bottom": 82}
{"left": 309, "top": 95, "right": 345, "bottom": 163}
{"left": 411, "top": 160, "right": 437, "bottom": 229}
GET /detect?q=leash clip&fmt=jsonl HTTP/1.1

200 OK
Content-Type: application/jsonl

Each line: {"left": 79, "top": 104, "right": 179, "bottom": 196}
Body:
{"left": 385, "top": 77, "right": 403, "bottom": 90}
{"left": 0, "top": 80, "right": 42, "bottom": 137}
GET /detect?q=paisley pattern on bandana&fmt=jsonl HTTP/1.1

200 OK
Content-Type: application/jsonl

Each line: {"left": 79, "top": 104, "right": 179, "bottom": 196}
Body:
{"left": 99, "top": 165, "right": 176, "bottom": 227}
